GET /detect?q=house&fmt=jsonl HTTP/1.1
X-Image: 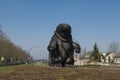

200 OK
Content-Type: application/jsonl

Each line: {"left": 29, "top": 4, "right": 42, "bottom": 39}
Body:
{"left": 0, "top": 56, "right": 5, "bottom": 64}
{"left": 100, "top": 52, "right": 106, "bottom": 62}
{"left": 104, "top": 52, "right": 115, "bottom": 63}
{"left": 74, "top": 55, "right": 90, "bottom": 66}
{"left": 74, "top": 53, "right": 90, "bottom": 66}
{"left": 114, "top": 53, "right": 120, "bottom": 64}
{"left": 74, "top": 56, "right": 81, "bottom": 65}
{"left": 80, "top": 53, "right": 91, "bottom": 65}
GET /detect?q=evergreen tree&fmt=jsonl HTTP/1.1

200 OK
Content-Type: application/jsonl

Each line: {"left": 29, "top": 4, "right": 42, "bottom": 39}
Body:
{"left": 90, "top": 43, "right": 101, "bottom": 62}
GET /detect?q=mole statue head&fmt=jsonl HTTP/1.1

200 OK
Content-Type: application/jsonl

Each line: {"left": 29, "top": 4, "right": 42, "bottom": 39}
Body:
{"left": 56, "top": 23, "right": 71, "bottom": 39}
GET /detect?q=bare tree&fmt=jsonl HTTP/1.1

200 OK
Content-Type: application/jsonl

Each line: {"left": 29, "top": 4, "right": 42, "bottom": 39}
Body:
{"left": 108, "top": 42, "right": 119, "bottom": 53}
{"left": 80, "top": 48, "right": 87, "bottom": 59}
{"left": 0, "top": 25, "right": 8, "bottom": 41}
{"left": 81, "top": 48, "right": 87, "bottom": 55}
{"left": 0, "top": 24, "right": 3, "bottom": 40}
{"left": 0, "top": 25, "right": 31, "bottom": 64}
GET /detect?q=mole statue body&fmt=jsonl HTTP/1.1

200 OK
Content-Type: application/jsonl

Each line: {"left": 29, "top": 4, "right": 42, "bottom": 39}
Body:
{"left": 47, "top": 23, "right": 81, "bottom": 67}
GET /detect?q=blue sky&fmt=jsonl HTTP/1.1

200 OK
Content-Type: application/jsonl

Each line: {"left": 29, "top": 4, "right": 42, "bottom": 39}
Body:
{"left": 0, "top": 0, "right": 120, "bottom": 59}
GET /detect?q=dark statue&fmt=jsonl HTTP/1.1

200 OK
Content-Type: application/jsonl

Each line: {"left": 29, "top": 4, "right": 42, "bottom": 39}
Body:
{"left": 47, "top": 23, "right": 81, "bottom": 67}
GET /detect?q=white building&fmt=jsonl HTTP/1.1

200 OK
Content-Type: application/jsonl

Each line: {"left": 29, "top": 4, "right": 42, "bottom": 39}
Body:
{"left": 114, "top": 53, "right": 120, "bottom": 64}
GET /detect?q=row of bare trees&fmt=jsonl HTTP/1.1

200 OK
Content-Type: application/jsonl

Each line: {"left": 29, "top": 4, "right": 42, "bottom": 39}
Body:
{"left": 0, "top": 25, "right": 31, "bottom": 64}
{"left": 82, "top": 42, "right": 120, "bottom": 54}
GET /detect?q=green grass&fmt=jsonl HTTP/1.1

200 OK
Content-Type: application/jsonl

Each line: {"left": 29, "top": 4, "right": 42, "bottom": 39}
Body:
{"left": 0, "top": 65, "right": 15, "bottom": 73}
{"left": 0, "top": 63, "right": 34, "bottom": 73}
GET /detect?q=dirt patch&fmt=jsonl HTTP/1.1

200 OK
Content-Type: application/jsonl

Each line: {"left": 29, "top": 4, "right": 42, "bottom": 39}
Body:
{"left": 0, "top": 66, "right": 120, "bottom": 80}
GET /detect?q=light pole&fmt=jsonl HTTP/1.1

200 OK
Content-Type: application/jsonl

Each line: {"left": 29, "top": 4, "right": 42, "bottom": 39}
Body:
{"left": 29, "top": 46, "right": 39, "bottom": 53}
{"left": 29, "top": 45, "right": 39, "bottom": 61}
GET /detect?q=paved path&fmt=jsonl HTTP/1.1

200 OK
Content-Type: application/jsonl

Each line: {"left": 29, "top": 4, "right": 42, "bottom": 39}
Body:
{"left": 34, "top": 62, "right": 48, "bottom": 67}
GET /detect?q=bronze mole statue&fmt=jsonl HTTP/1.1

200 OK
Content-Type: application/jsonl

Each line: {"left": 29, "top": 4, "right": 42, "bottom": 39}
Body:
{"left": 47, "top": 23, "right": 81, "bottom": 67}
